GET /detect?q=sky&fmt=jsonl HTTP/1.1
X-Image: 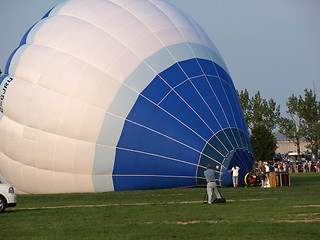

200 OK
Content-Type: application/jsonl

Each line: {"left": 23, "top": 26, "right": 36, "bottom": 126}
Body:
{"left": 0, "top": 0, "right": 319, "bottom": 115}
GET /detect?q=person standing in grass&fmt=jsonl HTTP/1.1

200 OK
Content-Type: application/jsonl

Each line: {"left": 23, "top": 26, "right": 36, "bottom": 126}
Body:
{"left": 204, "top": 164, "right": 225, "bottom": 204}
{"left": 258, "top": 162, "right": 266, "bottom": 187}
{"left": 316, "top": 161, "right": 320, "bottom": 172}
{"left": 229, "top": 163, "right": 240, "bottom": 187}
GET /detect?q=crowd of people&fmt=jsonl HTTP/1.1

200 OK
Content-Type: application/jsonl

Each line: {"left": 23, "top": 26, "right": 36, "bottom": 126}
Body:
{"left": 251, "top": 160, "right": 320, "bottom": 188}
{"left": 268, "top": 160, "right": 320, "bottom": 173}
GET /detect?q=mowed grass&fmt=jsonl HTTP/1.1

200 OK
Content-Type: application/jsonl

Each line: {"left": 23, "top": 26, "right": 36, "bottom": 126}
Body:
{"left": 1, "top": 172, "right": 320, "bottom": 240}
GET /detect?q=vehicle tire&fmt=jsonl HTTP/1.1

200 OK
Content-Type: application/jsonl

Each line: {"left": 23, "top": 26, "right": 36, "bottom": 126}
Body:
{"left": 0, "top": 195, "right": 7, "bottom": 213}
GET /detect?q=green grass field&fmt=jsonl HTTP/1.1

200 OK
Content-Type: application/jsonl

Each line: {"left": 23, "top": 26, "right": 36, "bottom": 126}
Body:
{"left": 1, "top": 172, "right": 320, "bottom": 240}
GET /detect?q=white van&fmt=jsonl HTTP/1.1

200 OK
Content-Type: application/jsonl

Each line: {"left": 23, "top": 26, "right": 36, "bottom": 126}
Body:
{"left": 0, "top": 184, "right": 17, "bottom": 213}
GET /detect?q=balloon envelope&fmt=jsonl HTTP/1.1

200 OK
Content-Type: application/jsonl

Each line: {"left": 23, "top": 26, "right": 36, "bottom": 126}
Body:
{"left": 0, "top": 0, "right": 254, "bottom": 193}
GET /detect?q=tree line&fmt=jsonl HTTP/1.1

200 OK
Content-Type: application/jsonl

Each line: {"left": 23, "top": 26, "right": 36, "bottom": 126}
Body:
{"left": 238, "top": 88, "right": 320, "bottom": 161}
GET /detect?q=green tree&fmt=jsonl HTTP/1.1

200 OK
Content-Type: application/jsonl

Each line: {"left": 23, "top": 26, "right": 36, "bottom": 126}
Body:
{"left": 238, "top": 90, "right": 280, "bottom": 161}
{"left": 237, "top": 89, "right": 251, "bottom": 127}
{"left": 238, "top": 90, "right": 280, "bottom": 131}
{"left": 300, "top": 89, "right": 320, "bottom": 160}
{"left": 250, "top": 91, "right": 280, "bottom": 131}
{"left": 278, "top": 95, "right": 305, "bottom": 160}
{"left": 250, "top": 124, "right": 278, "bottom": 161}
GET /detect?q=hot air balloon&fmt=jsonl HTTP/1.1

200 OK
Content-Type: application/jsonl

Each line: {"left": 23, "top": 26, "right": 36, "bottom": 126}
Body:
{"left": 0, "top": 0, "right": 254, "bottom": 194}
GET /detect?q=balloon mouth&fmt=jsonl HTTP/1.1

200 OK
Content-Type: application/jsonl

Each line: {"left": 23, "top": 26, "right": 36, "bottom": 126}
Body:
{"left": 196, "top": 127, "right": 254, "bottom": 187}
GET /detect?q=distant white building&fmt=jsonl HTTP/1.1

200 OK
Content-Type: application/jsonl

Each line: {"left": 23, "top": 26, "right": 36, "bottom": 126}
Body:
{"left": 274, "top": 132, "right": 308, "bottom": 154}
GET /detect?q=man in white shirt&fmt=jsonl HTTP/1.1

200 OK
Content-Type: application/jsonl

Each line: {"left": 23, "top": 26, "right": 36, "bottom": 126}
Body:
{"left": 204, "top": 164, "right": 225, "bottom": 204}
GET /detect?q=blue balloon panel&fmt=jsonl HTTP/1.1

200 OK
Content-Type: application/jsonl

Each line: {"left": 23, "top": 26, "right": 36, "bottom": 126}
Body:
{"left": 113, "top": 59, "right": 254, "bottom": 190}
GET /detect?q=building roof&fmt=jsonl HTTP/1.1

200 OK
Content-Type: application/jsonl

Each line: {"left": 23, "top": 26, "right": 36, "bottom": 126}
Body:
{"left": 274, "top": 132, "right": 305, "bottom": 142}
